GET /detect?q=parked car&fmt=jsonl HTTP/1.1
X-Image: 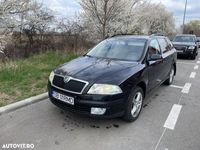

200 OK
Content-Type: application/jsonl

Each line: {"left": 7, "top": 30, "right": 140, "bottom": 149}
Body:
{"left": 48, "top": 35, "right": 177, "bottom": 122}
{"left": 172, "top": 34, "right": 199, "bottom": 59}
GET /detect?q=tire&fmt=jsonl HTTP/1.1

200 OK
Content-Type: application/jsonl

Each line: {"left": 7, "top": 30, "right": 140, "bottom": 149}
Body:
{"left": 123, "top": 86, "right": 144, "bottom": 122}
{"left": 191, "top": 51, "right": 196, "bottom": 60}
{"left": 165, "top": 65, "right": 175, "bottom": 85}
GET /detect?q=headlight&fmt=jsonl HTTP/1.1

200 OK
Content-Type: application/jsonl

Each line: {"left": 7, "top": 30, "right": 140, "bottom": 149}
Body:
{"left": 87, "top": 84, "right": 122, "bottom": 95}
{"left": 49, "top": 71, "right": 55, "bottom": 83}
{"left": 188, "top": 46, "right": 195, "bottom": 49}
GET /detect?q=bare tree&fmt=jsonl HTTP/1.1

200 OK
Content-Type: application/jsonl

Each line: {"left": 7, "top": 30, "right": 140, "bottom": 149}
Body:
{"left": 79, "top": 0, "right": 127, "bottom": 39}
{"left": 22, "top": 3, "right": 54, "bottom": 50}
{"left": 0, "top": 0, "right": 34, "bottom": 58}
{"left": 56, "top": 17, "right": 85, "bottom": 52}
{"left": 0, "top": 0, "right": 34, "bottom": 34}
{"left": 139, "top": 3, "right": 175, "bottom": 35}
{"left": 0, "top": 0, "right": 55, "bottom": 57}
{"left": 80, "top": 0, "right": 175, "bottom": 39}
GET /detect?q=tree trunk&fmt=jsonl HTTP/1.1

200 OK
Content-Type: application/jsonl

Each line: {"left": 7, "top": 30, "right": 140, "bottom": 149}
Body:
{"left": 102, "top": 24, "right": 106, "bottom": 39}
{"left": 102, "top": 0, "right": 108, "bottom": 39}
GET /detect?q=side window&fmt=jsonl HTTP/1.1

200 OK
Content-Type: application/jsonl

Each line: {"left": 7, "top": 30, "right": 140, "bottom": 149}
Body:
{"left": 148, "top": 39, "right": 161, "bottom": 58}
{"left": 158, "top": 38, "right": 168, "bottom": 53}
{"left": 166, "top": 38, "right": 173, "bottom": 50}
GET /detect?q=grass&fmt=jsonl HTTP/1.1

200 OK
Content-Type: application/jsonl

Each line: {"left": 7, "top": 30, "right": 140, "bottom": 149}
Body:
{"left": 0, "top": 51, "right": 79, "bottom": 107}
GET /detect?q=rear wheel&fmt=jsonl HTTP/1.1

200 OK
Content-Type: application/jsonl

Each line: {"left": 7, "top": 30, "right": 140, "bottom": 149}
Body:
{"left": 165, "top": 65, "right": 175, "bottom": 85}
{"left": 123, "top": 86, "right": 144, "bottom": 122}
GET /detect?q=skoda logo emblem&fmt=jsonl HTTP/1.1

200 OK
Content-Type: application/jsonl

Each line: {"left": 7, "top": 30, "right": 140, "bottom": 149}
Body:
{"left": 64, "top": 76, "right": 70, "bottom": 83}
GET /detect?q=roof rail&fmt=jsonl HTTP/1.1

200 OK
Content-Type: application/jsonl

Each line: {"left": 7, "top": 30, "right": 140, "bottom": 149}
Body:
{"left": 150, "top": 33, "right": 165, "bottom": 37}
{"left": 109, "top": 33, "right": 135, "bottom": 38}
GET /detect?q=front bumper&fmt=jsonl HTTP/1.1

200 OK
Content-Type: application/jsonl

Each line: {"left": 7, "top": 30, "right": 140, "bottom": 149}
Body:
{"left": 48, "top": 83, "right": 128, "bottom": 118}
{"left": 176, "top": 48, "right": 195, "bottom": 56}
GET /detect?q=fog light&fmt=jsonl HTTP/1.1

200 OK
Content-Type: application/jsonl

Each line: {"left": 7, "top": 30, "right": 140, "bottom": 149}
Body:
{"left": 91, "top": 107, "right": 106, "bottom": 115}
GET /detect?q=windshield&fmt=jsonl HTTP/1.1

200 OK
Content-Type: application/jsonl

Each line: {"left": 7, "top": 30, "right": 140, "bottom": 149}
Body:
{"left": 173, "top": 36, "right": 195, "bottom": 43}
{"left": 87, "top": 38, "right": 147, "bottom": 61}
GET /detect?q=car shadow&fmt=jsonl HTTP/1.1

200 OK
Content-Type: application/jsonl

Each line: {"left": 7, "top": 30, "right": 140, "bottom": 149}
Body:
{"left": 50, "top": 104, "right": 128, "bottom": 131}
{"left": 49, "top": 87, "right": 165, "bottom": 131}
{"left": 48, "top": 83, "right": 178, "bottom": 132}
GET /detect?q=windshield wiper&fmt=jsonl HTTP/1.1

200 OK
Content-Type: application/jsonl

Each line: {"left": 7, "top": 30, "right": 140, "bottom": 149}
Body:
{"left": 83, "top": 54, "right": 92, "bottom": 57}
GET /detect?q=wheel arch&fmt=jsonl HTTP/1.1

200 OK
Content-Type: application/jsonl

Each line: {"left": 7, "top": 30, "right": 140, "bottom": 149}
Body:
{"left": 173, "top": 62, "right": 176, "bottom": 76}
{"left": 137, "top": 81, "right": 146, "bottom": 98}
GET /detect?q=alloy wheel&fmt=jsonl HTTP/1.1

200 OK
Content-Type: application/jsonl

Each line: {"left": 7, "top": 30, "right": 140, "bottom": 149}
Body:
{"left": 169, "top": 67, "right": 174, "bottom": 83}
{"left": 131, "top": 92, "right": 143, "bottom": 117}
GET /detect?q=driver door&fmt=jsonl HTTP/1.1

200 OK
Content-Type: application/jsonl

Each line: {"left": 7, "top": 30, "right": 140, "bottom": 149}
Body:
{"left": 146, "top": 39, "right": 164, "bottom": 91}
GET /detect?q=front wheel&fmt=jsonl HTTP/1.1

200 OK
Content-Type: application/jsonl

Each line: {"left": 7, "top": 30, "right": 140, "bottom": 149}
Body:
{"left": 123, "top": 86, "right": 144, "bottom": 122}
{"left": 191, "top": 52, "right": 196, "bottom": 60}
{"left": 164, "top": 65, "right": 175, "bottom": 85}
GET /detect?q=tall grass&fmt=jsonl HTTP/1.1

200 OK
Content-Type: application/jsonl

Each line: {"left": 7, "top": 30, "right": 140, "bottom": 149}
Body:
{"left": 0, "top": 51, "right": 79, "bottom": 106}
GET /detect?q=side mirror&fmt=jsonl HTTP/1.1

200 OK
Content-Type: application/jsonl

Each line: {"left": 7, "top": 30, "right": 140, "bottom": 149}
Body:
{"left": 196, "top": 39, "right": 200, "bottom": 42}
{"left": 148, "top": 54, "right": 162, "bottom": 61}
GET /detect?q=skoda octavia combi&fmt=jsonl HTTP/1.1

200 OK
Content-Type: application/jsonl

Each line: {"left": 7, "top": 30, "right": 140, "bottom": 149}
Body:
{"left": 48, "top": 35, "right": 177, "bottom": 122}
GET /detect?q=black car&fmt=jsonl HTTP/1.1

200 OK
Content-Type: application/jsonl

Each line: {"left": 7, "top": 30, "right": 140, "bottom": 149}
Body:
{"left": 48, "top": 35, "right": 177, "bottom": 122}
{"left": 172, "top": 34, "right": 199, "bottom": 59}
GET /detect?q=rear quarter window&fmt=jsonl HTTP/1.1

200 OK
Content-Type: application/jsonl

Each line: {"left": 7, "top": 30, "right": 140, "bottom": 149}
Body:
{"left": 158, "top": 38, "right": 168, "bottom": 53}
{"left": 166, "top": 38, "right": 173, "bottom": 50}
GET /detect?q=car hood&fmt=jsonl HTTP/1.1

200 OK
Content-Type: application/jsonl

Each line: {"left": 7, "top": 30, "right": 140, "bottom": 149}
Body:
{"left": 54, "top": 56, "right": 140, "bottom": 84}
{"left": 172, "top": 42, "right": 196, "bottom": 46}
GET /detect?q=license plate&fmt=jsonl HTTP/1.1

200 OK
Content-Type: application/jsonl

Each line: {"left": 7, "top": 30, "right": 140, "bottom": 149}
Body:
{"left": 52, "top": 91, "right": 74, "bottom": 105}
{"left": 176, "top": 50, "right": 183, "bottom": 53}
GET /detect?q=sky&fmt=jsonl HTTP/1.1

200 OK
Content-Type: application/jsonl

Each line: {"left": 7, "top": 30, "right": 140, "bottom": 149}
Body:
{"left": 41, "top": 0, "right": 200, "bottom": 27}
{"left": 152, "top": 0, "right": 200, "bottom": 27}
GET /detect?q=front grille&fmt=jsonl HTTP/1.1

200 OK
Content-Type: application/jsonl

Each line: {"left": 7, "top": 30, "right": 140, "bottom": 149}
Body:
{"left": 52, "top": 75, "right": 88, "bottom": 94}
{"left": 174, "top": 45, "right": 187, "bottom": 51}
